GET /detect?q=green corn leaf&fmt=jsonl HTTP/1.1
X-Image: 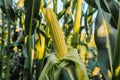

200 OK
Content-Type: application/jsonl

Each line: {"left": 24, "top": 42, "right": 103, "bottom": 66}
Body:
{"left": 38, "top": 49, "right": 89, "bottom": 80}
{"left": 85, "top": 0, "right": 119, "bottom": 29}
{"left": 24, "top": 0, "right": 40, "bottom": 35}
{"left": 94, "top": 0, "right": 118, "bottom": 79}
{"left": 113, "top": 8, "right": 120, "bottom": 80}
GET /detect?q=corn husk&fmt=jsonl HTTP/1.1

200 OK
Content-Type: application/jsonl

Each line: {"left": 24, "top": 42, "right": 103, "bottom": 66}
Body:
{"left": 38, "top": 49, "right": 89, "bottom": 80}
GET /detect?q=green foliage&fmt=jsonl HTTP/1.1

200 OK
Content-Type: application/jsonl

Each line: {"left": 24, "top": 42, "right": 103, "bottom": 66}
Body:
{"left": 113, "top": 8, "right": 120, "bottom": 80}
{"left": 0, "top": 0, "right": 120, "bottom": 80}
{"left": 0, "top": 0, "right": 13, "bottom": 7}
{"left": 24, "top": 0, "right": 40, "bottom": 35}
{"left": 0, "top": 0, "right": 15, "bottom": 21}
{"left": 85, "top": 0, "right": 119, "bottom": 29}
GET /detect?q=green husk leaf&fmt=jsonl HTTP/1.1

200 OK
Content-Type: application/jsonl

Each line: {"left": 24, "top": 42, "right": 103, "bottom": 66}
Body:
{"left": 38, "top": 49, "right": 89, "bottom": 80}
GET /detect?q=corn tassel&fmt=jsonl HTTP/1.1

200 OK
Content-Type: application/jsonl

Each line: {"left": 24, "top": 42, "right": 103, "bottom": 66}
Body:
{"left": 45, "top": 8, "right": 67, "bottom": 58}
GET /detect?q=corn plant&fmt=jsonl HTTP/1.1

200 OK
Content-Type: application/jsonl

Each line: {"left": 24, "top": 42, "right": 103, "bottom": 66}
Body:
{"left": 0, "top": 0, "right": 120, "bottom": 80}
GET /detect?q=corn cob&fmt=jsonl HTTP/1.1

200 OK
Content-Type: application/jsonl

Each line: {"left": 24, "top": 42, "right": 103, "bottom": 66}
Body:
{"left": 35, "top": 34, "right": 45, "bottom": 59}
{"left": 72, "top": 0, "right": 82, "bottom": 47}
{"left": 45, "top": 8, "right": 67, "bottom": 58}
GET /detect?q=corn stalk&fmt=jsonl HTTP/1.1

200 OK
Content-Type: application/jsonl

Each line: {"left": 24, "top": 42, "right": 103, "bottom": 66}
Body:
{"left": 38, "top": 8, "right": 89, "bottom": 80}
{"left": 24, "top": 0, "right": 35, "bottom": 79}
{"left": 72, "top": 0, "right": 82, "bottom": 48}
{"left": 0, "top": 13, "right": 5, "bottom": 79}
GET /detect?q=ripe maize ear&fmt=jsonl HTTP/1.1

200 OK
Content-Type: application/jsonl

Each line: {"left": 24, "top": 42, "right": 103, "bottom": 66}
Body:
{"left": 45, "top": 8, "right": 67, "bottom": 58}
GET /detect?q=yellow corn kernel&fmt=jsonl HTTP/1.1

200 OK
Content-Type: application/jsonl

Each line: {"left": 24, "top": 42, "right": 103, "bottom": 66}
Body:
{"left": 45, "top": 8, "right": 67, "bottom": 58}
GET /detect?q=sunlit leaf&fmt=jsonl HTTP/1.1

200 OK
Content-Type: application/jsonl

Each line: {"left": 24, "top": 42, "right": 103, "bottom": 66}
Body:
{"left": 94, "top": 0, "right": 117, "bottom": 79}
